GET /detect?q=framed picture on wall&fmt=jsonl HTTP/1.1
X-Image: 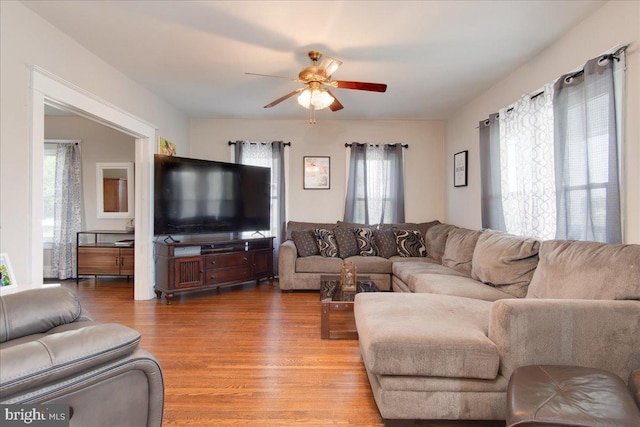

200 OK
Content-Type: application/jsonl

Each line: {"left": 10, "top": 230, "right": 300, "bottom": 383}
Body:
{"left": 303, "top": 156, "right": 330, "bottom": 190}
{"left": 454, "top": 150, "right": 468, "bottom": 187}
{"left": 0, "top": 253, "right": 17, "bottom": 288}
{"left": 158, "top": 137, "right": 177, "bottom": 156}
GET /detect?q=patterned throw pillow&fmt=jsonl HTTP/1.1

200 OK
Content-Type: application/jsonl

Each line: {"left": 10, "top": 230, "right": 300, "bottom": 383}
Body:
{"left": 314, "top": 228, "right": 339, "bottom": 257}
{"left": 291, "top": 230, "right": 319, "bottom": 257}
{"left": 395, "top": 229, "right": 427, "bottom": 257}
{"left": 354, "top": 228, "right": 377, "bottom": 256}
{"left": 373, "top": 228, "right": 398, "bottom": 258}
{"left": 333, "top": 227, "right": 359, "bottom": 258}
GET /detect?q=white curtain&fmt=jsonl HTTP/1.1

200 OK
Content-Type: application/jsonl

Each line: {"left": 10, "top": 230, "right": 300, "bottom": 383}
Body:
{"left": 344, "top": 143, "right": 405, "bottom": 225}
{"left": 234, "top": 141, "right": 286, "bottom": 274}
{"left": 498, "top": 84, "right": 556, "bottom": 240}
{"left": 52, "top": 143, "right": 82, "bottom": 279}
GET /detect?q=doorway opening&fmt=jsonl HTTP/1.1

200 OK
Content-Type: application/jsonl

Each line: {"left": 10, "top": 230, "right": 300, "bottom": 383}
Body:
{"left": 31, "top": 67, "right": 156, "bottom": 300}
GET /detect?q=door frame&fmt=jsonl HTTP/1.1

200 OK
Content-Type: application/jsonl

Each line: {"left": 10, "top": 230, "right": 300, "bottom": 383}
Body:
{"left": 31, "top": 66, "right": 157, "bottom": 300}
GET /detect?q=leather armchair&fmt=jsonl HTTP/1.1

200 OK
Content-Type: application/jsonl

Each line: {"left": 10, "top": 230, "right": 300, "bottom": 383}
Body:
{"left": 0, "top": 287, "right": 164, "bottom": 427}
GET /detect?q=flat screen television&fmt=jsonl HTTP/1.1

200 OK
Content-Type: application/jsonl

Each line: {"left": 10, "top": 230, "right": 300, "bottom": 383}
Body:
{"left": 154, "top": 155, "right": 270, "bottom": 236}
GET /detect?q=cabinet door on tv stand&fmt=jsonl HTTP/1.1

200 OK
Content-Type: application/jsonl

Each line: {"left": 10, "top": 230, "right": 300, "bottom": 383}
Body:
{"left": 172, "top": 256, "right": 204, "bottom": 289}
{"left": 253, "top": 249, "right": 274, "bottom": 278}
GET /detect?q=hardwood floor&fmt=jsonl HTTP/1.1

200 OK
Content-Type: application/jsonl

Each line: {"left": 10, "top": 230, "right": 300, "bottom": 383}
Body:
{"left": 65, "top": 278, "right": 504, "bottom": 427}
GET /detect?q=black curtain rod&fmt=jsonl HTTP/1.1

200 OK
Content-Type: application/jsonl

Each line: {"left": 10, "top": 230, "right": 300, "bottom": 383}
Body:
{"left": 345, "top": 143, "right": 409, "bottom": 148}
{"left": 480, "top": 44, "right": 630, "bottom": 127}
{"left": 228, "top": 141, "right": 291, "bottom": 146}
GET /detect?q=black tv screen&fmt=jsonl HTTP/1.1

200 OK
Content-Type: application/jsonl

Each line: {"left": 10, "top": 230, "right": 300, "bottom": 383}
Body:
{"left": 154, "top": 155, "right": 270, "bottom": 235}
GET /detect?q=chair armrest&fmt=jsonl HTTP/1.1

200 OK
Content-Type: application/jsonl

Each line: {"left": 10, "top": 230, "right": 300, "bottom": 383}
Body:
{"left": 277, "top": 240, "right": 298, "bottom": 290}
{"left": 0, "top": 323, "right": 140, "bottom": 397}
{"left": 488, "top": 298, "right": 640, "bottom": 381}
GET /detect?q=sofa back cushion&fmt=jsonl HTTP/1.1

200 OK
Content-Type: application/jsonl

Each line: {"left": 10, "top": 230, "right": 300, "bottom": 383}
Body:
{"left": 471, "top": 230, "right": 540, "bottom": 297}
{"left": 527, "top": 240, "right": 640, "bottom": 300}
{"left": 442, "top": 227, "right": 482, "bottom": 277}
{"left": 286, "top": 221, "right": 336, "bottom": 240}
{"left": 0, "top": 287, "right": 81, "bottom": 343}
{"left": 425, "top": 223, "right": 457, "bottom": 263}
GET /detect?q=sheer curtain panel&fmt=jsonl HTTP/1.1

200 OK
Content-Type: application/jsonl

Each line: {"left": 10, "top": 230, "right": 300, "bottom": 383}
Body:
{"left": 499, "top": 85, "right": 556, "bottom": 240}
{"left": 51, "top": 143, "right": 82, "bottom": 279}
{"left": 234, "top": 141, "right": 286, "bottom": 273}
{"left": 344, "top": 143, "right": 405, "bottom": 225}
{"left": 553, "top": 55, "right": 622, "bottom": 243}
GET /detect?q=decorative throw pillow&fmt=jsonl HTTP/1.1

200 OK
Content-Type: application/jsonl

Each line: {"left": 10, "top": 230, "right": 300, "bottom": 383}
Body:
{"left": 394, "top": 229, "right": 427, "bottom": 257}
{"left": 333, "top": 227, "right": 359, "bottom": 258}
{"left": 354, "top": 228, "right": 377, "bottom": 256}
{"left": 291, "top": 230, "right": 319, "bottom": 257}
{"left": 314, "top": 228, "right": 339, "bottom": 258}
{"left": 373, "top": 228, "right": 398, "bottom": 258}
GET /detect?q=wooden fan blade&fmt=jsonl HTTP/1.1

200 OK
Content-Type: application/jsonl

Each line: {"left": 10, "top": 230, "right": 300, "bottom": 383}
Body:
{"left": 333, "top": 80, "right": 387, "bottom": 92}
{"left": 245, "top": 72, "right": 299, "bottom": 82}
{"left": 264, "top": 88, "right": 305, "bottom": 108}
{"left": 327, "top": 91, "right": 344, "bottom": 112}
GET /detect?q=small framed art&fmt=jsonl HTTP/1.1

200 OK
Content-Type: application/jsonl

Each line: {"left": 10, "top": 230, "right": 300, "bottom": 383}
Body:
{"left": 303, "top": 156, "right": 330, "bottom": 190}
{"left": 454, "top": 150, "right": 468, "bottom": 187}
{"left": 158, "top": 137, "right": 176, "bottom": 156}
{"left": 0, "top": 253, "right": 17, "bottom": 288}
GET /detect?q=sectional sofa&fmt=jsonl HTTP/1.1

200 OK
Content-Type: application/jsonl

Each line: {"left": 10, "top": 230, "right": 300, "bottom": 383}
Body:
{"left": 278, "top": 220, "right": 640, "bottom": 424}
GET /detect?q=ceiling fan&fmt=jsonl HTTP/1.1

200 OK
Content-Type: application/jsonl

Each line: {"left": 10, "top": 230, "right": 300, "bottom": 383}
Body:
{"left": 246, "top": 50, "right": 387, "bottom": 123}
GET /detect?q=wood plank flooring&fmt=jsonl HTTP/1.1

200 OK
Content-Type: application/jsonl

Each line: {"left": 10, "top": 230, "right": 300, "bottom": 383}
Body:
{"left": 64, "top": 278, "right": 504, "bottom": 427}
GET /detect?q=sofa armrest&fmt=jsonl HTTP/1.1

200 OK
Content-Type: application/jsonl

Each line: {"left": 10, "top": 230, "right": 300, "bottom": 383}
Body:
{"left": 488, "top": 298, "right": 640, "bottom": 381}
{"left": 277, "top": 240, "right": 298, "bottom": 290}
{"left": 1, "top": 323, "right": 140, "bottom": 397}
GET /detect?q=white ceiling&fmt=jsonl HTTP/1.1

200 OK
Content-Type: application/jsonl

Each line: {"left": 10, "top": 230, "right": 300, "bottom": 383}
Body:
{"left": 25, "top": 0, "right": 605, "bottom": 121}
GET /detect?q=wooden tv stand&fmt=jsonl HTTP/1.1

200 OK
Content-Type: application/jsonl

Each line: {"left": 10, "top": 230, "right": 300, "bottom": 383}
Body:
{"left": 154, "top": 236, "right": 274, "bottom": 304}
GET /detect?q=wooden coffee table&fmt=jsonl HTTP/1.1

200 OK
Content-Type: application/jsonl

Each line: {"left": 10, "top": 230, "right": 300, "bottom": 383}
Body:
{"left": 320, "top": 275, "right": 379, "bottom": 339}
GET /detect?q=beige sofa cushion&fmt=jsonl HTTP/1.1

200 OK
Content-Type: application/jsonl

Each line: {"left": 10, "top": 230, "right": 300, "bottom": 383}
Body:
{"left": 425, "top": 223, "right": 457, "bottom": 262}
{"left": 442, "top": 228, "right": 482, "bottom": 277}
{"left": 392, "top": 260, "right": 465, "bottom": 284}
{"left": 345, "top": 256, "right": 393, "bottom": 274}
{"left": 410, "top": 274, "right": 516, "bottom": 302}
{"left": 355, "top": 293, "right": 498, "bottom": 380}
{"left": 295, "top": 256, "right": 342, "bottom": 273}
{"left": 471, "top": 230, "right": 540, "bottom": 298}
{"left": 527, "top": 240, "right": 640, "bottom": 300}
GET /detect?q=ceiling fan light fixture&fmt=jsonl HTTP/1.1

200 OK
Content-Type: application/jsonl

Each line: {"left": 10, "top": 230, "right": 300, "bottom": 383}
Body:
{"left": 319, "top": 56, "right": 343, "bottom": 77}
{"left": 297, "top": 88, "right": 334, "bottom": 110}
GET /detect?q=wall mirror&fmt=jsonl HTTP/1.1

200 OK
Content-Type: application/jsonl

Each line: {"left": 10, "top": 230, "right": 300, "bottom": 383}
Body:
{"left": 96, "top": 162, "right": 134, "bottom": 219}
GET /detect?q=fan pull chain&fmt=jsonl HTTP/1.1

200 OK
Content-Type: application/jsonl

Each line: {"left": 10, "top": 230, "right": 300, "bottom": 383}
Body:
{"left": 309, "top": 106, "right": 317, "bottom": 124}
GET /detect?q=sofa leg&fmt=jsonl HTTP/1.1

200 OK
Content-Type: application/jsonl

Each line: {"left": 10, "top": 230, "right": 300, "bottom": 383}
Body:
{"left": 384, "top": 419, "right": 414, "bottom": 427}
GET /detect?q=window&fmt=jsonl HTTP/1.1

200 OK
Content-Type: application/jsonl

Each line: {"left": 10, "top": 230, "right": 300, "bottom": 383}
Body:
{"left": 480, "top": 51, "right": 624, "bottom": 243}
{"left": 42, "top": 144, "right": 58, "bottom": 243}
{"left": 344, "top": 143, "right": 405, "bottom": 225}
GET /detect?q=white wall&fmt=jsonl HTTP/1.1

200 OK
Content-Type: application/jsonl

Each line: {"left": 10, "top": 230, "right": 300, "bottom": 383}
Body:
{"left": 45, "top": 115, "right": 135, "bottom": 231}
{"left": 0, "top": 2, "right": 190, "bottom": 287}
{"left": 190, "top": 119, "right": 446, "bottom": 224}
{"left": 445, "top": 0, "right": 640, "bottom": 244}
